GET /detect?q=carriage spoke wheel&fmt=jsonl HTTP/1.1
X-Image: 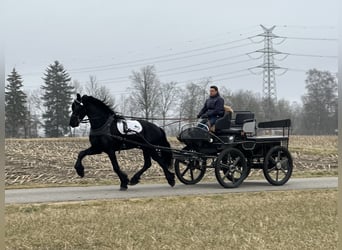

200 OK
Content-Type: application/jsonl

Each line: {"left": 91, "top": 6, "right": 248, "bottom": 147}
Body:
{"left": 263, "top": 146, "right": 293, "bottom": 186}
{"left": 174, "top": 147, "right": 206, "bottom": 185}
{"left": 215, "top": 148, "right": 248, "bottom": 188}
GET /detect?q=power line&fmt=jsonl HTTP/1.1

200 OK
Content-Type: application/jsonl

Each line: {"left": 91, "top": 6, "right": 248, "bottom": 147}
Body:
{"left": 182, "top": 25, "right": 260, "bottom": 44}
{"left": 157, "top": 71, "right": 256, "bottom": 86}
{"left": 69, "top": 42, "right": 256, "bottom": 74}
{"left": 99, "top": 66, "right": 257, "bottom": 86}
{"left": 160, "top": 59, "right": 253, "bottom": 77}
{"left": 20, "top": 31, "right": 261, "bottom": 76}
{"left": 255, "top": 33, "right": 337, "bottom": 42}
{"left": 277, "top": 36, "right": 337, "bottom": 41}
{"left": 212, "top": 73, "right": 254, "bottom": 82}
{"left": 99, "top": 57, "right": 255, "bottom": 83}
{"left": 284, "top": 52, "right": 337, "bottom": 59}
{"left": 287, "top": 68, "right": 308, "bottom": 72}
{"left": 157, "top": 54, "right": 248, "bottom": 73}
{"left": 20, "top": 42, "right": 255, "bottom": 76}
{"left": 275, "top": 24, "right": 337, "bottom": 30}
{"left": 248, "top": 51, "right": 337, "bottom": 59}
{"left": 20, "top": 34, "right": 337, "bottom": 77}
{"left": 68, "top": 36, "right": 257, "bottom": 72}
{"left": 95, "top": 53, "right": 255, "bottom": 81}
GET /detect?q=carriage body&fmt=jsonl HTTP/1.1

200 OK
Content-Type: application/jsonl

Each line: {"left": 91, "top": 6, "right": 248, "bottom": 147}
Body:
{"left": 174, "top": 111, "right": 293, "bottom": 188}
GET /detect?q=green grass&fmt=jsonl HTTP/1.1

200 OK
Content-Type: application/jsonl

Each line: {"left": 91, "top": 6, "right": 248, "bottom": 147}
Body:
{"left": 5, "top": 189, "right": 338, "bottom": 250}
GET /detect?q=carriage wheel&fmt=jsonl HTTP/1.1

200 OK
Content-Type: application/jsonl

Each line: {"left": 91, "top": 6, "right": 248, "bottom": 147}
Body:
{"left": 263, "top": 146, "right": 293, "bottom": 186}
{"left": 215, "top": 148, "right": 248, "bottom": 188}
{"left": 174, "top": 147, "right": 206, "bottom": 185}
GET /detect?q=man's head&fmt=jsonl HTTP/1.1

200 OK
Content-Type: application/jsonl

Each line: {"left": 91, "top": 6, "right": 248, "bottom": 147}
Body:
{"left": 209, "top": 85, "right": 219, "bottom": 97}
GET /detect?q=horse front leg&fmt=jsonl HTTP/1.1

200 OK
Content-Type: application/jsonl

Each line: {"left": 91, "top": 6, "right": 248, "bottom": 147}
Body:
{"left": 107, "top": 151, "right": 129, "bottom": 191}
{"left": 74, "top": 146, "right": 101, "bottom": 177}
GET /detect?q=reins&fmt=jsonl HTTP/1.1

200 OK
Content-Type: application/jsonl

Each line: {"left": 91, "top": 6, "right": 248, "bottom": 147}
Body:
{"left": 80, "top": 115, "right": 192, "bottom": 128}
{"left": 107, "top": 127, "right": 205, "bottom": 158}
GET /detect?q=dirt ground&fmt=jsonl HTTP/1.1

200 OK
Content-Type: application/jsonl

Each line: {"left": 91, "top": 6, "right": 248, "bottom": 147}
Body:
{"left": 5, "top": 136, "right": 337, "bottom": 186}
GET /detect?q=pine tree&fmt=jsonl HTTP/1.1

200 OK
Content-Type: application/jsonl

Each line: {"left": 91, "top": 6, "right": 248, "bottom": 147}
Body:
{"left": 5, "top": 68, "right": 28, "bottom": 138}
{"left": 41, "top": 61, "right": 74, "bottom": 137}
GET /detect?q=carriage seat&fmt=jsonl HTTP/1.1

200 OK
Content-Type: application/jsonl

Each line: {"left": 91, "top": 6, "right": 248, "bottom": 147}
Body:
{"left": 231, "top": 112, "right": 255, "bottom": 128}
{"left": 214, "top": 111, "right": 232, "bottom": 131}
{"left": 215, "top": 112, "right": 255, "bottom": 135}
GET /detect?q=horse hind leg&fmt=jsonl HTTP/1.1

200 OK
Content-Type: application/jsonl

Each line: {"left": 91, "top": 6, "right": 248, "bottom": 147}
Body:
{"left": 129, "top": 150, "right": 152, "bottom": 186}
{"left": 151, "top": 152, "right": 175, "bottom": 187}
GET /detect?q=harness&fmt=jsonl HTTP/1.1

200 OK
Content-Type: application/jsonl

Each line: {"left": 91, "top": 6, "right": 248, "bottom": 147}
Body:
{"left": 89, "top": 116, "right": 115, "bottom": 136}
{"left": 89, "top": 116, "right": 140, "bottom": 136}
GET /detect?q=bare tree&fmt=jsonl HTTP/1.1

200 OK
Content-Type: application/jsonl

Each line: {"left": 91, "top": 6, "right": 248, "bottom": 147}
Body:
{"left": 85, "top": 75, "right": 116, "bottom": 108}
{"left": 117, "top": 93, "right": 136, "bottom": 117}
{"left": 72, "top": 79, "right": 83, "bottom": 95}
{"left": 25, "top": 89, "right": 45, "bottom": 137}
{"left": 180, "top": 80, "right": 210, "bottom": 121}
{"left": 222, "top": 89, "right": 265, "bottom": 121}
{"left": 158, "top": 81, "right": 180, "bottom": 127}
{"left": 129, "top": 65, "right": 161, "bottom": 121}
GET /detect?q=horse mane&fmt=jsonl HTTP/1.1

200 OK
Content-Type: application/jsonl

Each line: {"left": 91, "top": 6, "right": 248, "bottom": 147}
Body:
{"left": 83, "top": 95, "right": 124, "bottom": 119}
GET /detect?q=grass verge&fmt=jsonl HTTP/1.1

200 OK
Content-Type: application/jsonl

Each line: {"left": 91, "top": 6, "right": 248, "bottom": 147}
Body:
{"left": 5, "top": 189, "right": 337, "bottom": 250}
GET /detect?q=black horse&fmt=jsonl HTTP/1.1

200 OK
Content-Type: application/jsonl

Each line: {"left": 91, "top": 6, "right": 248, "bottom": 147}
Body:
{"left": 69, "top": 94, "right": 175, "bottom": 190}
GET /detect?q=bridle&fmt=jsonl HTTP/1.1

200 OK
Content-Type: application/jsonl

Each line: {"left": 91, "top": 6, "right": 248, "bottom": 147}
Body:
{"left": 71, "top": 99, "right": 87, "bottom": 124}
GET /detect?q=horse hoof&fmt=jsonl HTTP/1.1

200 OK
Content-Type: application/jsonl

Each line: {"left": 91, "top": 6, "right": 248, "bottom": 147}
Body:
{"left": 120, "top": 186, "right": 128, "bottom": 191}
{"left": 75, "top": 167, "right": 84, "bottom": 178}
{"left": 129, "top": 179, "right": 139, "bottom": 186}
{"left": 168, "top": 179, "right": 175, "bottom": 187}
{"left": 167, "top": 173, "right": 175, "bottom": 187}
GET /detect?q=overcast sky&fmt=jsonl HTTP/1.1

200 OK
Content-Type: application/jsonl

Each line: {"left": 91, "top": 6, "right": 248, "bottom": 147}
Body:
{"left": 4, "top": 0, "right": 338, "bottom": 104}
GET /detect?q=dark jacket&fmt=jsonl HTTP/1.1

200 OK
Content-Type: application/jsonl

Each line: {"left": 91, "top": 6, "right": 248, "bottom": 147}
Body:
{"left": 198, "top": 93, "right": 225, "bottom": 118}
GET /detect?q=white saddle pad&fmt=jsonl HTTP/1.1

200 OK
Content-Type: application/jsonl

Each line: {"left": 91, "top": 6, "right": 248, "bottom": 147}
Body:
{"left": 117, "top": 120, "right": 143, "bottom": 135}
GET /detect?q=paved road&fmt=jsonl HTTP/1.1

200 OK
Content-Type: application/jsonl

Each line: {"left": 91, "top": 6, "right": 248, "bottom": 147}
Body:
{"left": 5, "top": 177, "right": 338, "bottom": 204}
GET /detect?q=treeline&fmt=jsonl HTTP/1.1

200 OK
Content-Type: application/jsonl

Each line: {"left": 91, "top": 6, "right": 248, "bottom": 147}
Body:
{"left": 5, "top": 62, "right": 338, "bottom": 138}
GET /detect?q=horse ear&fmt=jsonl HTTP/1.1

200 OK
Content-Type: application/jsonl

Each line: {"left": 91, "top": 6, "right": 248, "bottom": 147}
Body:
{"left": 81, "top": 95, "right": 88, "bottom": 102}
{"left": 76, "top": 93, "right": 81, "bottom": 101}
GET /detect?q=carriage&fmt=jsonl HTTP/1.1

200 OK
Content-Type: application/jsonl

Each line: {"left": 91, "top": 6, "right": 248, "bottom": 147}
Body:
{"left": 173, "top": 111, "right": 293, "bottom": 188}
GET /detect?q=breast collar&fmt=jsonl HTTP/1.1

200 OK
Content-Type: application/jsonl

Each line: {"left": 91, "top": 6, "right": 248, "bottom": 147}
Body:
{"left": 89, "top": 115, "right": 115, "bottom": 136}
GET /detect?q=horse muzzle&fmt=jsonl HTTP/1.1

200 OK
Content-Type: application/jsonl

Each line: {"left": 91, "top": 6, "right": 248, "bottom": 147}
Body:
{"left": 69, "top": 115, "right": 80, "bottom": 128}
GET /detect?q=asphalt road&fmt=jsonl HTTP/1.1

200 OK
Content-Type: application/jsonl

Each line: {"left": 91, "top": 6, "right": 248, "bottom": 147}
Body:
{"left": 5, "top": 177, "right": 338, "bottom": 204}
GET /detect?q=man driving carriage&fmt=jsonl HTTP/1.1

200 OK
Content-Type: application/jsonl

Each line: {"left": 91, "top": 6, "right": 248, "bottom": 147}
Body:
{"left": 197, "top": 85, "right": 225, "bottom": 127}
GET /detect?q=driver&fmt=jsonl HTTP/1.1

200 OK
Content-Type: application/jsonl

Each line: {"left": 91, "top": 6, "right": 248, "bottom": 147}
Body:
{"left": 197, "top": 85, "right": 225, "bottom": 127}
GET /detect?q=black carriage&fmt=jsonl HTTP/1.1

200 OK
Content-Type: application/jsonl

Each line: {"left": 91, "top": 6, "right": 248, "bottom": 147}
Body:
{"left": 173, "top": 111, "right": 293, "bottom": 188}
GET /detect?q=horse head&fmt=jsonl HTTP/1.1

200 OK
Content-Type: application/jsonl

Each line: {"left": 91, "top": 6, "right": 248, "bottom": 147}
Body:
{"left": 69, "top": 93, "right": 86, "bottom": 127}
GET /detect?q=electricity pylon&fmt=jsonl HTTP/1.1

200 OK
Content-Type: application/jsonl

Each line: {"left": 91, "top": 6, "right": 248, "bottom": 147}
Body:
{"left": 253, "top": 25, "right": 288, "bottom": 120}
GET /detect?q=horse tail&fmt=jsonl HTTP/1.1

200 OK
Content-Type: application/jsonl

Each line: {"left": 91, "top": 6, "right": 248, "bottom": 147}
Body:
{"left": 159, "top": 128, "right": 173, "bottom": 169}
